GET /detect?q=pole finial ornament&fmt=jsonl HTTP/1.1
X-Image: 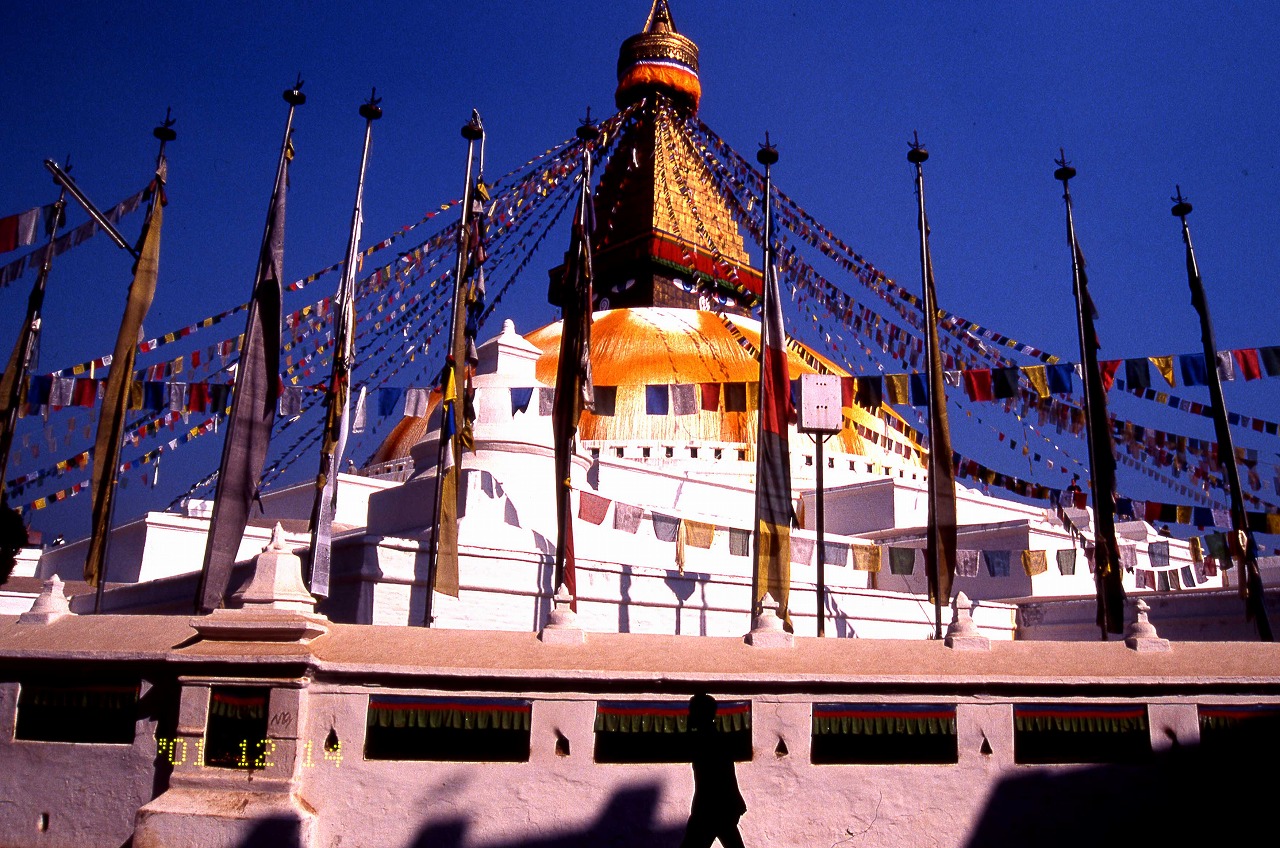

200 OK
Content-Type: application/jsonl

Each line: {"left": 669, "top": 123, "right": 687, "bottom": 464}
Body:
{"left": 462, "top": 109, "right": 484, "bottom": 141}
{"left": 757, "top": 132, "right": 779, "bottom": 166}
{"left": 1171, "top": 185, "right": 1193, "bottom": 218}
{"left": 360, "top": 88, "right": 383, "bottom": 122}
{"left": 907, "top": 130, "right": 929, "bottom": 164}
{"left": 153, "top": 107, "right": 177, "bottom": 143}
{"left": 576, "top": 106, "right": 600, "bottom": 142}
{"left": 1054, "top": 148, "right": 1076, "bottom": 183}
{"left": 284, "top": 74, "right": 306, "bottom": 106}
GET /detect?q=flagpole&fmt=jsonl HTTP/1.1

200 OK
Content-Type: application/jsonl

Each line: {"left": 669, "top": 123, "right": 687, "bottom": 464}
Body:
{"left": 423, "top": 112, "right": 484, "bottom": 628}
{"left": 1054, "top": 152, "right": 1125, "bottom": 638}
{"left": 747, "top": 132, "right": 798, "bottom": 635}
{"left": 195, "top": 78, "right": 304, "bottom": 614}
{"left": 43, "top": 161, "right": 140, "bottom": 261}
{"left": 908, "top": 133, "right": 957, "bottom": 640}
{"left": 1171, "top": 189, "right": 1272, "bottom": 640}
{"left": 551, "top": 113, "right": 601, "bottom": 604}
{"left": 305, "top": 90, "right": 382, "bottom": 600}
{"left": 0, "top": 174, "right": 68, "bottom": 507}
{"left": 0, "top": 167, "right": 70, "bottom": 585}
{"left": 90, "top": 113, "right": 176, "bottom": 613}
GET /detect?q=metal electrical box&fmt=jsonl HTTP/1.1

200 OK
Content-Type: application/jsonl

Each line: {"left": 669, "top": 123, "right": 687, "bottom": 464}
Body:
{"left": 797, "top": 373, "right": 842, "bottom": 434}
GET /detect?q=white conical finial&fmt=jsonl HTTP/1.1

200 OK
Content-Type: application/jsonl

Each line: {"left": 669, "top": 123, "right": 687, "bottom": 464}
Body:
{"left": 19, "top": 575, "right": 74, "bottom": 624}
{"left": 267, "top": 522, "right": 290, "bottom": 553}
{"left": 1125, "top": 597, "right": 1170, "bottom": 652}
{"left": 540, "top": 583, "right": 586, "bottom": 645}
{"left": 745, "top": 592, "right": 794, "bottom": 648}
{"left": 945, "top": 592, "right": 990, "bottom": 650}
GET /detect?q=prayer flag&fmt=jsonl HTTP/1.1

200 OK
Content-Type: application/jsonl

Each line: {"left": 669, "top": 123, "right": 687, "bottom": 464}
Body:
{"left": 1179, "top": 353, "right": 1208, "bottom": 387}
{"left": 991, "top": 367, "right": 1019, "bottom": 399}
{"left": 1124, "top": 358, "right": 1151, "bottom": 391}
{"left": 86, "top": 170, "right": 165, "bottom": 588}
{"left": 962, "top": 369, "right": 993, "bottom": 402}
{"left": 1151, "top": 355, "right": 1176, "bottom": 387}
{"left": 1024, "top": 365, "right": 1050, "bottom": 399}
{"left": 1046, "top": 363, "right": 1073, "bottom": 394}
{"left": 699, "top": 382, "right": 720, "bottom": 412}
{"left": 0, "top": 204, "right": 52, "bottom": 254}
{"left": 645, "top": 384, "right": 669, "bottom": 415}
{"left": 198, "top": 124, "right": 291, "bottom": 614}
{"left": 1021, "top": 550, "right": 1048, "bottom": 576}
{"left": 1233, "top": 349, "right": 1262, "bottom": 382}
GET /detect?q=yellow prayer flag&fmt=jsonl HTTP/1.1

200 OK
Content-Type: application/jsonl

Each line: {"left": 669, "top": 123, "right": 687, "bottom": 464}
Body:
{"left": 852, "top": 544, "right": 882, "bottom": 572}
{"left": 885, "top": 373, "right": 910, "bottom": 405}
{"left": 1021, "top": 550, "right": 1048, "bottom": 576}
{"left": 1151, "top": 356, "right": 1175, "bottom": 387}
{"left": 1024, "top": 365, "right": 1050, "bottom": 399}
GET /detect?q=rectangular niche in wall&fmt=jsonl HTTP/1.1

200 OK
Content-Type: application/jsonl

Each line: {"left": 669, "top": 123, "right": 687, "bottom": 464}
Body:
{"left": 1013, "top": 704, "right": 1150, "bottom": 764}
{"left": 204, "top": 687, "right": 272, "bottom": 769}
{"left": 1198, "top": 704, "right": 1280, "bottom": 751}
{"left": 14, "top": 679, "right": 139, "bottom": 744}
{"left": 811, "top": 703, "right": 957, "bottom": 764}
{"left": 364, "top": 695, "right": 532, "bottom": 762}
{"left": 593, "top": 700, "right": 752, "bottom": 764}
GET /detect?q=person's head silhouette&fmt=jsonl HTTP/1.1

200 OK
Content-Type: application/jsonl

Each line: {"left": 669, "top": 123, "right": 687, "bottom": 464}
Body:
{"left": 688, "top": 693, "right": 717, "bottom": 732}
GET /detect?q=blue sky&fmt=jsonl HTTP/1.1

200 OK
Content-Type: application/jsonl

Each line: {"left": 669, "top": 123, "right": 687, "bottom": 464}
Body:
{"left": 2, "top": 1, "right": 1277, "bottom": 540}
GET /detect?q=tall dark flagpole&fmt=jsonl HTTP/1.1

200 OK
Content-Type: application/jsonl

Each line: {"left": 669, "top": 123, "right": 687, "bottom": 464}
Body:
{"left": 1055, "top": 152, "right": 1125, "bottom": 637}
{"left": 551, "top": 113, "right": 601, "bottom": 608}
{"left": 306, "top": 90, "right": 382, "bottom": 599}
{"left": 908, "top": 134, "right": 958, "bottom": 639}
{"left": 423, "top": 111, "right": 484, "bottom": 628}
{"left": 1171, "top": 188, "right": 1272, "bottom": 640}
{"left": 0, "top": 166, "right": 69, "bottom": 578}
{"left": 88, "top": 113, "right": 176, "bottom": 612}
{"left": 750, "top": 134, "right": 794, "bottom": 630}
{"left": 196, "top": 78, "right": 303, "bottom": 614}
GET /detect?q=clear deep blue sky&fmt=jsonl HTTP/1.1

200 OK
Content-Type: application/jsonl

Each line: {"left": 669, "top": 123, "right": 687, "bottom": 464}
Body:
{"left": 2, "top": 1, "right": 1278, "bottom": 540}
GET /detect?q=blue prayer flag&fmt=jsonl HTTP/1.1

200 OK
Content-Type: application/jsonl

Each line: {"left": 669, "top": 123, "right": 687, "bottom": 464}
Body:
{"left": 1179, "top": 353, "right": 1208, "bottom": 387}
{"left": 645, "top": 384, "right": 669, "bottom": 415}
{"left": 1046, "top": 364, "right": 1073, "bottom": 394}
{"left": 983, "top": 550, "right": 1011, "bottom": 577}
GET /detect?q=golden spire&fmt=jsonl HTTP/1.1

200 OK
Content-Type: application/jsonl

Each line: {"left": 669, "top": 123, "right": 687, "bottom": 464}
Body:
{"left": 616, "top": 0, "right": 701, "bottom": 113}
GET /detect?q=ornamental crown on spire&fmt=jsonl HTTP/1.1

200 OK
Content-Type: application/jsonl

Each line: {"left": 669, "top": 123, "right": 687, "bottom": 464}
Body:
{"left": 615, "top": 0, "right": 701, "bottom": 113}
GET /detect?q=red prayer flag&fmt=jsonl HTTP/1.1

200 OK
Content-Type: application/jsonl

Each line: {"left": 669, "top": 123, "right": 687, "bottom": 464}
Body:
{"left": 1233, "top": 348, "right": 1262, "bottom": 381}
{"left": 1099, "top": 359, "right": 1122, "bottom": 392}
{"left": 699, "top": 382, "right": 720, "bottom": 412}
{"left": 962, "top": 369, "right": 993, "bottom": 402}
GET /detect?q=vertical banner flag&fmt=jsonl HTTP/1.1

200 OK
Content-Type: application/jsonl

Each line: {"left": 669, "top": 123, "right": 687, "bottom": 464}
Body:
{"left": 1056, "top": 155, "right": 1124, "bottom": 635}
{"left": 198, "top": 85, "right": 301, "bottom": 613}
{"left": 308, "top": 94, "right": 380, "bottom": 599}
{"left": 752, "top": 141, "right": 793, "bottom": 625}
{"left": 550, "top": 122, "right": 599, "bottom": 609}
{"left": 909, "top": 139, "right": 958, "bottom": 615}
{"left": 85, "top": 164, "right": 166, "bottom": 586}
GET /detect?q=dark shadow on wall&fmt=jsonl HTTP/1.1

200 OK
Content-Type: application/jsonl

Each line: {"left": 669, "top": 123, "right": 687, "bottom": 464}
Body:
{"left": 964, "top": 718, "right": 1280, "bottom": 848}
{"left": 232, "top": 815, "right": 306, "bottom": 848}
{"left": 407, "top": 783, "right": 683, "bottom": 848}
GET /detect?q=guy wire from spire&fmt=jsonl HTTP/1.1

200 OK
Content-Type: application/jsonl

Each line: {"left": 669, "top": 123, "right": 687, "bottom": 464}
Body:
{"left": 423, "top": 111, "right": 485, "bottom": 627}
{"left": 305, "top": 89, "right": 382, "bottom": 599}
{"left": 1055, "top": 152, "right": 1125, "bottom": 638}
{"left": 1171, "top": 188, "right": 1272, "bottom": 641}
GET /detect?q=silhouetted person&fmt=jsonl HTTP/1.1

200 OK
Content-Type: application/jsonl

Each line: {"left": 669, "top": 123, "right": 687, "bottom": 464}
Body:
{"left": 681, "top": 694, "right": 747, "bottom": 848}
